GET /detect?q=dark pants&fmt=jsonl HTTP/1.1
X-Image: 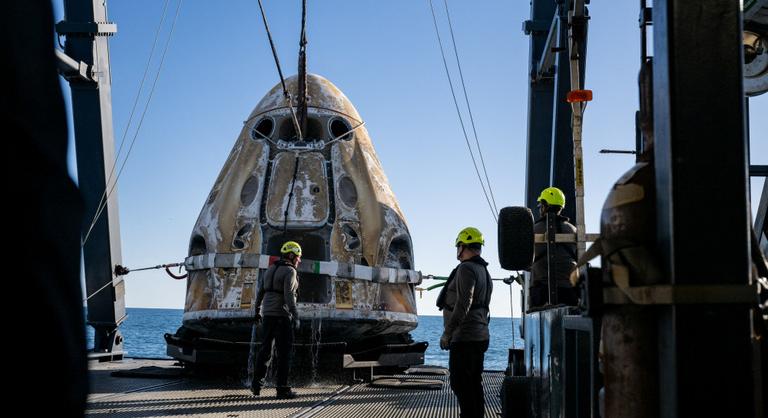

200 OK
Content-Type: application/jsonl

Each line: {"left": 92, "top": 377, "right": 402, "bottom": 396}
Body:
{"left": 449, "top": 340, "right": 489, "bottom": 418}
{"left": 530, "top": 284, "right": 579, "bottom": 308}
{"left": 252, "top": 316, "right": 294, "bottom": 389}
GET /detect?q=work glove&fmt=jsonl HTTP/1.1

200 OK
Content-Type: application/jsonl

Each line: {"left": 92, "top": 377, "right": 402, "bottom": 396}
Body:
{"left": 439, "top": 333, "right": 451, "bottom": 351}
{"left": 292, "top": 318, "right": 301, "bottom": 331}
{"left": 254, "top": 312, "right": 262, "bottom": 324}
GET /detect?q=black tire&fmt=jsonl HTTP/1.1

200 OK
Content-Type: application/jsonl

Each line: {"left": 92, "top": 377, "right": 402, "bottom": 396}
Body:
{"left": 498, "top": 206, "right": 535, "bottom": 271}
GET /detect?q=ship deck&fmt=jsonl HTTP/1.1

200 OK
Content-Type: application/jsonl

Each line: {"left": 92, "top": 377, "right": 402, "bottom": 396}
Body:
{"left": 87, "top": 358, "right": 504, "bottom": 417}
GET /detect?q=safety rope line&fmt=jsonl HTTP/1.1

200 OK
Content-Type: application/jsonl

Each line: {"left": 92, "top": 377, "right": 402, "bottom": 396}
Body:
{"left": 82, "top": 0, "right": 172, "bottom": 246}
{"left": 256, "top": 0, "right": 304, "bottom": 141}
{"left": 82, "top": 0, "right": 171, "bottom": 247}
{"left": 83, "top": 262, "right": 185, "bottom": 303}
{"left": 428, "top": 0, "right": 498, "bottom": 223}
{"left": 442, "top": 0, "right": 498, "bottom": 215}
{"left": 82, "top": 0, "right": 184, "bottom": 246}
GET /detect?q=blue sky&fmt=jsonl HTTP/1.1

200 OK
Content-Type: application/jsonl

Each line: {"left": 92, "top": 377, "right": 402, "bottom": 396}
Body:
{"left": 56, "top": 1, "right": 766, "bottom": 317}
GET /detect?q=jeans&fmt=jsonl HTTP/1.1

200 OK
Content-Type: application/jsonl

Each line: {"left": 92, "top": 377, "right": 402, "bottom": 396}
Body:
{"left": 449, "top": 340, "right": 489, "bottom": 418}
{"left": 252, "top": 316, "right": 294, "bottom": 389}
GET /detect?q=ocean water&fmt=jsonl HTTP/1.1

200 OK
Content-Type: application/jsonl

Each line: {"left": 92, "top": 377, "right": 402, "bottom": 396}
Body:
{"left": 87, "top": 308, "right": 523, "bottom": 370}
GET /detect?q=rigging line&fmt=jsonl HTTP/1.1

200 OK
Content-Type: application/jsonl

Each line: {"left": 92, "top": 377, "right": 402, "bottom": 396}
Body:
{"left": 297, "top": 0, "right": 308, "bottom": 134}
{"left": 283, "top": 153, "right": 301, "bottom": 236}
{"left": 256, "top": 0, "right": 304, "bottom": 141}
{"left": 83, "top": 0, "right": 172, "bottom": 244}
{"left": 428, "top": 0, "right": 498, "bottom": 223}
{"left": 84, "top": 278, "right": 118, "bottom": 303}
{"left": 82, "top": 0, "right": 184, "bottom": 246}
{"left": 442, "top": 0, "right": 498, "bottom": 214}
{"left": 321, "top": 120, "right": 366, "bottom": 148}
{"left": 84, "top": 262, "right": 185, "bottom": 302}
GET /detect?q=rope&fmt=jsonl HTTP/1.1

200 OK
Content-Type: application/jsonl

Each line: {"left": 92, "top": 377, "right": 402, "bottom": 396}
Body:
{"left": 82, "top": 0, "right": 184, "bottom": 246}
{"left": 84, "top": 279, "right": 118, "bottom": 303}
{"left": 100, "top": 0, "right": 171, "bottom": 219}
{"left": 83, "top": 262, "right": 185, "bottom": 303}
{"left": 428, "top": 0, "right": 497, "bottom": 223}
{"left": 321, "top": 120, "right": 365, "bottom": 148}
{"left": 296, "top": 0, "right": 309, "bottom": 134}
{"left": 442, "top": 0, "right": 498, "bottom": 215}
{"left": 256, "top": 0, "right": 304, "bottom": 141}
{"left": 283, "top": 154, "right": 301, "bottom": 235}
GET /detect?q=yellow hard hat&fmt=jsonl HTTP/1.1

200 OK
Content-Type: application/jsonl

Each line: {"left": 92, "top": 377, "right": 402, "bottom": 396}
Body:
{"left": 455, "top": 227, "right": 484, "bottom": 247}
{"left": 538, "top": 186, "right": 566, "bottom": 208}
{"left": 280, "top": 241, "right": 302, "bottom": 256}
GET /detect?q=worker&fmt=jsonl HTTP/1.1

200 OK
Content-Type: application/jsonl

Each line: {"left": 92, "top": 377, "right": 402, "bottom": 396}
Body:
{"left": 437, "top": 227, "right": 493, "bottom": 418}
{"left": 251, "top": 241, "right": 302, "bottom": 399}
{"left": 530, "top": 186, "right": 579, "bottom": 307}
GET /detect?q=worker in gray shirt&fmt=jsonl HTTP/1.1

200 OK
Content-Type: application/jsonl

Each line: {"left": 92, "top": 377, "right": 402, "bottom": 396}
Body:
{"left": 530, "top": 187, "right": 578, "bottom": 307}
{"left": 437, "top": 227, "right": 493, "bottom": 418}
{"left": 251, "top": 241, "right": 302, "bottom": 399}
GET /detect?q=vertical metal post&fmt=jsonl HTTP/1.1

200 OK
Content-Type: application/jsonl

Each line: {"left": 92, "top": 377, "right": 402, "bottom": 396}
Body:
{"left": 57, "top": 0, "right": 125, "bottom": 358}
{"left": 566, "top": 0, "right": 589, "bottom": 257}
{"left": 653, "top": 0, "right": 753, "bottom": 416}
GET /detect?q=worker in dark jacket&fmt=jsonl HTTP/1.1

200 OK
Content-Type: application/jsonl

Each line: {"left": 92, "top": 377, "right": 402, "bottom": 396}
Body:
{"left": 437, "top": 227, "right": 493, "bottom": 418}
{"left": 251, "top": 241, "right": 302, "bottom": 399}
{"left": 530, "top": 187, "right": 578, "bottom": 307}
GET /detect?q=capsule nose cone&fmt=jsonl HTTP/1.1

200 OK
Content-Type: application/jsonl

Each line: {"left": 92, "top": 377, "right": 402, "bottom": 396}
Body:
{"left": 249, "top": 73, "right": 362, "bottom": 122}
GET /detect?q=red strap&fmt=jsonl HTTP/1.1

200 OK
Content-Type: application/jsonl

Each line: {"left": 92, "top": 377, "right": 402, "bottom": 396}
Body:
{"left": 165, "top": 266, "right": 188, "bottom": 280}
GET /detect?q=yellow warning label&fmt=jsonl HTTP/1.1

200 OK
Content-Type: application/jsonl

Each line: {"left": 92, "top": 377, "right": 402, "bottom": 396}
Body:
{"left": 575, "top": 158, "right": 584, "bottom": 188}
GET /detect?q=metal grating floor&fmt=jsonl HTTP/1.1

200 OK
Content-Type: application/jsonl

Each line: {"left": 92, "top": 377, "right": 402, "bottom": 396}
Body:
{"left": 86, "top": 359, "right": 503, "bottom": 417}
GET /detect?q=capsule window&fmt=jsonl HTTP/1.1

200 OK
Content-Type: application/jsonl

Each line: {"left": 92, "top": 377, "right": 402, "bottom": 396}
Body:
{"left": 278, "top": 118, "right": 298, "bottom": 141}
{"left": 329, "top": 117, "right": 353, "bottom": 141}
{"left": 240, "top": 175, "right": 260, "bottom": 206}
{"left": 338, "top": 175, "right": 358, "bottom": 208}
{"left": 278, "top": 117, "right": 324, "bottom": 142}
{"left": 251, "top": 117, "right": 275, "bottom": 140}
{"left": 305, "top": 117, "right": 324, "bottom": 141}
{"left": 189, "top": 235, "right": 207, "bottom": 256}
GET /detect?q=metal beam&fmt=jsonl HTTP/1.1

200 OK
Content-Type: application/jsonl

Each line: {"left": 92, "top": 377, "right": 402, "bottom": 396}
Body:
{"left": 524, "top": 0, "right": 580, "bottom": 223}
{"left": 58, "top": 0, "right": 125, "bottom": 358}
{"left": 652, "top": 0, "right": 754, "bottom": 416}
{"left": 549, "top": 0, "right": 576, "bottom": 222}
{"left": 524, "top": 0, "right": 559, "bottom": 213}
{"left": 54, "top": 48, "right": 91, "bottom": 81}
{"left": 535, "top": 14, "right": 560, "bottom": 81}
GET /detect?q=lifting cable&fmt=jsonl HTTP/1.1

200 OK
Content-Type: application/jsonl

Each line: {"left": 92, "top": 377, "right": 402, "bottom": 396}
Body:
{"left": 441, "top": 0, "right": 498, "bottom": 214}
{"left": 82, "top": 0, "right": 184, "bottom": 246}
{"left": 256, "top": 0, "right": 310, "bottom": 237}
{"left": 99, "top": 0, "right": 170, "bottom": 213}
{"left": 256, "top": 0, "right": 304, "bottom": 141}
{"left": 428, "top": 0, "right": 498, "bottom": 223}
{"left": 283, "top": 154, "right": 301, "bottom": 236}
{"left": 83, "top": 262, "right": 186, "bottom": 303}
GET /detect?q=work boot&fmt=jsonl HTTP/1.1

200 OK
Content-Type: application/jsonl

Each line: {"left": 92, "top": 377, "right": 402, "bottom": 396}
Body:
{"left": 276, "top": 387, "right": 298, "bottom": 399}
{"left": 250, "top": 382, "right": 261, "bottom": 396}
